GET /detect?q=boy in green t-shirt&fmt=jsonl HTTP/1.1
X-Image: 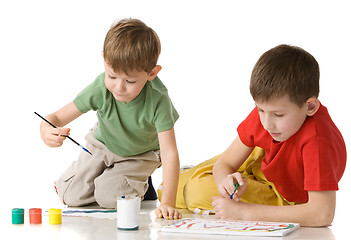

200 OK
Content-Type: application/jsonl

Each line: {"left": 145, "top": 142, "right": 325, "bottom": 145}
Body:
{"left": 39, "top": 18, "right": 181, "bottom": 219}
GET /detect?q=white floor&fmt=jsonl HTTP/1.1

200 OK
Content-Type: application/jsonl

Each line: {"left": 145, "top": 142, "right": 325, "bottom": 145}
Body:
{"left": 2, "top": 200, "right": 348, "bottom": 240}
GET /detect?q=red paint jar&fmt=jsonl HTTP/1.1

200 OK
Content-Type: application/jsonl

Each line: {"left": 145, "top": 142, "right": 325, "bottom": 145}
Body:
{"left": 29, "top": 208, "right": 42, "bottom": 224}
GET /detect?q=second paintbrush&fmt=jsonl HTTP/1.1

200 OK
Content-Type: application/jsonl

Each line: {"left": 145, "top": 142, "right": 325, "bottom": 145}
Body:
{"left": 230, "top": 180, "right": 239, "bottom": 200}
{"left": 34, "top": 112, "right": 92, "bottom": 155}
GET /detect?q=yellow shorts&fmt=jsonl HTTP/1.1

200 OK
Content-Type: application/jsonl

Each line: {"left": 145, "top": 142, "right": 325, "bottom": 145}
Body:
{"left": 157, "top": 147, "right": 295, "bottom": 214}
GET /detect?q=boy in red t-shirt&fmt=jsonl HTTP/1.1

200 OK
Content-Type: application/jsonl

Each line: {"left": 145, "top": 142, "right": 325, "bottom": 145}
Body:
{"left": 212, "top": 44, "right": 346, "bottom": 227}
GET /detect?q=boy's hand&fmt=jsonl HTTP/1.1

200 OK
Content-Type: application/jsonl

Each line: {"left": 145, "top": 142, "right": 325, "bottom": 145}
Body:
{"left": 212, "top": 196, "right": 246, "bottom": 219}
{"left": 155, "top": 203, "right": 182, "bottom": 220}
{"left": 218, "top": 172, "right": 247, "bottom": 201}
{"left": 41, "top": 127, "right": 70, "bottom": 148}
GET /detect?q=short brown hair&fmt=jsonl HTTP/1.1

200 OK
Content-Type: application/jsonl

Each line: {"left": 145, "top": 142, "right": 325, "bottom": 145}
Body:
{"left": 103, "top": 18, "right": 161, "bottom": 73}
{"left": 250, "top": 44, "right": 320, "bottom": 106}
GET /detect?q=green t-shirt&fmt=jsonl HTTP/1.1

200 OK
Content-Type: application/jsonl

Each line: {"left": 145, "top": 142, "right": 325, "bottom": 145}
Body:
{"left": 73, "top": 73, "right": 179, "bottom": 157}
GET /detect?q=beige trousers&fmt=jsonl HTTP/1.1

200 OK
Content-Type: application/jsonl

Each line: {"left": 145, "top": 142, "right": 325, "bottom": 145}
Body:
{"left": 55, "top": 124, "right": 162, "bottom": 209}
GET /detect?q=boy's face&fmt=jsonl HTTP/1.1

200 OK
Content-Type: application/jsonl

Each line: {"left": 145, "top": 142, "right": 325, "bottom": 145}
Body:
{"left": 255, "top": 95, "right": 309, "bottom": 142}
{"left": 104, "top": 62, "right": 151, "bottom": 103}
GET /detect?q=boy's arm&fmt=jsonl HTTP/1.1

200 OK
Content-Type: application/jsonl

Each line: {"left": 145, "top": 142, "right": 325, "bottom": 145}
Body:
{"left": 155, "top": 127, "right": 181, "bottom": 219}
{"left": 213, "top": 136, "right": 254, "bottom": 197}
{"left": 40, "top": 102, "right": 82, "bottom": 147}
{"left": 212, "top": 190, "right": 336, "bottom": 227}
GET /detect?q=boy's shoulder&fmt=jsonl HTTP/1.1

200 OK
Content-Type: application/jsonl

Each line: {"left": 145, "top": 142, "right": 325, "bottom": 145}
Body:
{"left": 298, "top": 103, "right": 342, "bottom": 142}
{"left": 94, "top": 72, "right": 106, "bottom": 86}
{"left": 146, "top": 76, "right": 168, "bottom": 95}
{"left": 73, "top": 72, "right": 108, "bottom": 113}
{"left": 75, "top": 72, "right": 107, "bottom": 99}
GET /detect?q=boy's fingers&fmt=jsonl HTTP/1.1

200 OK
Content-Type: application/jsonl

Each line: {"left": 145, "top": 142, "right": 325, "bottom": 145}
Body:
{"left": 176, "top": 211, "right": 182, "bottom": 219}
{"left": 167, "top": 208, "right": 175, "bottom": 219}
{"left": 57, "top": 127, "right": 70, "bottom": 136}
{"left": 173, "top": 210, "right": 181, "bottom": 219}
{"left": 232, "top": 172, "right": 244, "bottom": 186}
{"left": 168, "top": 208, "right": 182, "bottom": 219}
{"left": 161, "top": 209, "right": 169, "bottom": 219}
{"left": 224, "top": 175, "right": 236, "bottom": 196}
{"left": 233, "top": 193, "right": 240, "bottom": 201}
{"left": 155, "top": 208, "right": 162, "bottom": 218}
{"left": 157, "top": 206, "right": 181, "bottom": 219}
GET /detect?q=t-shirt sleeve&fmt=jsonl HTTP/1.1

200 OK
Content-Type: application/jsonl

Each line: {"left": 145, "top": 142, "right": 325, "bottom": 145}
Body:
{"left": 73, "top": 74, "right": 105, "bottom": 113}
{"left": 153, "top": 94, "right": 179, "bottom": 133}
{"left": 303, "top": 137, "right": 341, "bottom": 191}
{"left": 237, "top": 108, "right": 259, "bottom": 147}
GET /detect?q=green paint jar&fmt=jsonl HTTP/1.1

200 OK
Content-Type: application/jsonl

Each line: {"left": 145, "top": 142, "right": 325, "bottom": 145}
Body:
{"left": 12, "top": 208, "right": 24, "bottom": 224}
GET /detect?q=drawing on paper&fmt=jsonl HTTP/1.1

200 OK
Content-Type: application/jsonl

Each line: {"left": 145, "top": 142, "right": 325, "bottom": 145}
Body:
{"left": 161, "top": 218, "right": 299, "bottom": 237}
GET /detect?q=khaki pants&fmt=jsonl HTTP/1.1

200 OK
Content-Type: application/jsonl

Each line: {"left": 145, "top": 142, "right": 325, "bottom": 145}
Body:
{"left": 55, "top": 124, "right": 162, "bottom": 209}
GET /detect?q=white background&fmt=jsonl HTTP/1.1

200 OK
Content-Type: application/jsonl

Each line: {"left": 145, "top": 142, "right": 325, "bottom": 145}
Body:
{"left": 0, "top": 0, "right": 350, "bottom": 236}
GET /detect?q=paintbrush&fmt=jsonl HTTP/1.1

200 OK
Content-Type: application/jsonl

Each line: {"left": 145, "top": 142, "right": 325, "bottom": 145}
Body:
{"left": 230, "top": 180, "right": 239, "bottom": 200}
{"left": 34, "top": 112, "right": 92, "bottom": 155}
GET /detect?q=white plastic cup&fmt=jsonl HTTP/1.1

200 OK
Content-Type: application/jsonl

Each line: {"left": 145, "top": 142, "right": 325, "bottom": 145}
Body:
{"left": 117, "top": 196, "right": 140, "bottom": 230}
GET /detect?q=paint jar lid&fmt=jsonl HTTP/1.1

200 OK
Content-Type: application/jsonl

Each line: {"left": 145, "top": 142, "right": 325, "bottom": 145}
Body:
{"left": 29, "top": 208, "right": 42, "bottom": 214}
{"left": 12, "top": 208, "right": 24, "bottom": 214}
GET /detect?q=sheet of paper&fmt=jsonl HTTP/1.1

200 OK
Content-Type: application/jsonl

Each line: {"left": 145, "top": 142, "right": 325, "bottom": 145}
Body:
{"left": 161, "top": 218, "right": 300, "bottom": 237}
{"left": 44, "top": 208, "right": 117, "bottom": 219}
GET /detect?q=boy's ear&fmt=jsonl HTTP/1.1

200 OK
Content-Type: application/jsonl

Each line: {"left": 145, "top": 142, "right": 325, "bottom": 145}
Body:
{"left": 306, "top": 97, "right": 320, "bottom": 116}
{"left": 147, "top": 65, "right": 162, "bottom": 81}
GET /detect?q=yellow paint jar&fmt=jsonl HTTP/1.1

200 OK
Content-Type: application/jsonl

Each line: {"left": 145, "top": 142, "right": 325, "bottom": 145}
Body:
{"left": 49, "top": 208, "right": 62, "bottom": 225}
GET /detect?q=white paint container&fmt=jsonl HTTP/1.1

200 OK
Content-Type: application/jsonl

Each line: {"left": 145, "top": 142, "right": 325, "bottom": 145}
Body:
{"left": 117, "top": 196, "right": 140, "bottom": 230}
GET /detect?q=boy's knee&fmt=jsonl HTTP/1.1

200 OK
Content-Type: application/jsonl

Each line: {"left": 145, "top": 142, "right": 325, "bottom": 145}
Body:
{"left": 94, "top": 175, "right": 147, "bottom": 208}
{"left": 62, "top": 192, "right": 89, "bottom": 207}
{"left": 94, "top": 176, "right": 133, "bottom": 209}
{"left": 56, "top": 187, "right": 87, "bottom": 207}
{"left": 94, "top": 177, "right": 118, "bottom": 208}
{"left": 183, "top": 176, "right": 219, "bottom": 211}
{"left": 55, "top": 176, "right": 95, "bottom": 207}
{"left": 94, "top": 190, "right": 117, "bottom": 209}
{"left": 55, "top": 178, "right": 77, "bottom": 206}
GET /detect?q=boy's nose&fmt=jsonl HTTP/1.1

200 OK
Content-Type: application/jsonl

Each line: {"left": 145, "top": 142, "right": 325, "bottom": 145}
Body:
{"left": 262, "top": 115, "right": 275, "bottom": 132}
{"left": 115, "top": 80, "right": 125, "bottom": 92}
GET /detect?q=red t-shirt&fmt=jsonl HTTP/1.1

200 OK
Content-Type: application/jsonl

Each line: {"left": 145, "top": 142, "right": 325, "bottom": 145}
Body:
{"left": 237, "top": 104, "right": 346, "bottom": 203}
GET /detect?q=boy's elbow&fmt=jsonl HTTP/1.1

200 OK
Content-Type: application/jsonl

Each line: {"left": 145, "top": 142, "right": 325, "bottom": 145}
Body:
{"left": 305, "top": 206, "right": 335, "bottom": 227}
{"left": 317, "top": 209, "right": 334, "bottom": 227}
{"left": 303, "top": 191, "right": 336, "bottom": 227}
